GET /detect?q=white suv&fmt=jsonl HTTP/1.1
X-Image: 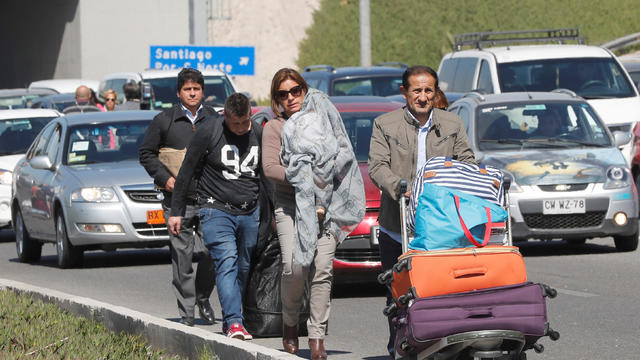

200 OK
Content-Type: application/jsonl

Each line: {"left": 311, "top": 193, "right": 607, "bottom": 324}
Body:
{"left": 437, "top": 28, "right": 640, "bottom": 163}
{"left": 98, "top": 69, "right": 240, "bottom": 110}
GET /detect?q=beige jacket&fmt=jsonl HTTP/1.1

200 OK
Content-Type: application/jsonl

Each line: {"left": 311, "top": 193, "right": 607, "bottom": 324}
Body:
{"left": 368, "top": 107, "right": 476, "bottom": 233}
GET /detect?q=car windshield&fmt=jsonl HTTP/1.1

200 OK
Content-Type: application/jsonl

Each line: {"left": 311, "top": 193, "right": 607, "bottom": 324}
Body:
{"left": 333, "top": 76, "right": 402, "bottom": 97}
{"left": 476, "top": 101, "right": 611, "bottom": 151}
{"left": 148, "top": 76, "right": 235, "bottom": 109}
{"left": 65, "top": 120, "right": 151, "bottom": 165}
{"left": 0, "top": 94, "right": 44, "bottom": 109}
{"left": 0, "top": 117, "right": 55, "bottom": 155}
{"left": 341, "top": 111, "right": 388, "bottom": 162}
{"left": 497, "top": 58, "right": 635, "bottom": 99}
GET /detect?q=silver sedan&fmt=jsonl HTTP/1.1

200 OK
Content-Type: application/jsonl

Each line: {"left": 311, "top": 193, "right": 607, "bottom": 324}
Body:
{"left": 11, "top": 111, "right": 169, "bottom": 268}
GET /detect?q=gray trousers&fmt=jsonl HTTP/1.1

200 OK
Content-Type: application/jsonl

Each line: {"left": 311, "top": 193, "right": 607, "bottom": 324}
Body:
{"left": 275, "top": 202, "right": 336, "bottom": 339}
{"left": 163, "top": 203, "right": 216, "bottom": 319}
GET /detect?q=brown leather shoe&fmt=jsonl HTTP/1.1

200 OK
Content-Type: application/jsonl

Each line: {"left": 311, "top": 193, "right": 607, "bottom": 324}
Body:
{"left": 309, "top": 338, "right": 328, "bottom": 360}
{"left": 282, "top": 324, "right": 298, "bottom": 354}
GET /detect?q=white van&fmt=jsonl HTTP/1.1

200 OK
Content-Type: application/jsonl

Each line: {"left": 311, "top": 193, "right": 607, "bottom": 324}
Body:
{"left": 98, "top": 69, "right": 241, "bottom": 110}
{"left": 438, "top": 29, "right": 640, "bottom": 163}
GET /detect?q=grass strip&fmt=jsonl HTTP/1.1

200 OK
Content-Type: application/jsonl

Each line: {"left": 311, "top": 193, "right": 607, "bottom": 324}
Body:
{"left": 0, "top": 289, "right": 205, "bottom": 359}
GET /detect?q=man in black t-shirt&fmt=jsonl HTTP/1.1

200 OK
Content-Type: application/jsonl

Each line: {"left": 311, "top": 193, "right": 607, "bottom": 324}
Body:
{"left": 169, "top": 93, "right": 260, "bottom": 340}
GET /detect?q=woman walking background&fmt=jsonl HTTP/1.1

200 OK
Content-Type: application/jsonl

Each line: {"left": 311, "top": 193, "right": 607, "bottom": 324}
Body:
{"left": 262, "top": 68, "right": 365, "bottom": 359}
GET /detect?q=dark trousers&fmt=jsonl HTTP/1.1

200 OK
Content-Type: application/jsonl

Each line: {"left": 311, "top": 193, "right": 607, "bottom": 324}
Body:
{"left": 378, "top": 231, "right": 403, "bottom": 355}
{"left": 163, "top": 203, "right": 216, "bottom": 319}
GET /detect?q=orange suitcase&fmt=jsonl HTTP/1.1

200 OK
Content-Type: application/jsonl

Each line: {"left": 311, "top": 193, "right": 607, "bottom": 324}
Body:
{"left": 388, "top": 245, "right": 527, "bottom": 307}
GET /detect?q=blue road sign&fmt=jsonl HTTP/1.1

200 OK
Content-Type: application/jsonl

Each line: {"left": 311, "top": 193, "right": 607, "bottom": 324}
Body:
{"left": 150, "top": 46, "right": 254, "bottom": 75}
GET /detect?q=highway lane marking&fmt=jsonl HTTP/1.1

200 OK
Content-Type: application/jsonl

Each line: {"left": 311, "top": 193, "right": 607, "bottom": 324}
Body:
{"left": 555, "top": 288, "right": 599, "bottom": 297}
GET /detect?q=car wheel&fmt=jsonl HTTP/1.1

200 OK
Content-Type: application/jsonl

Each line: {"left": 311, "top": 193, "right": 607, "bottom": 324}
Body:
{"left": 55, "top": 211, "right": 83, "bottom": 268}
{"left": 14, "top": 209, "right": 42, "bottom": 263}
{"left": 614, "top": 231, "right": 639, "bottom": 252}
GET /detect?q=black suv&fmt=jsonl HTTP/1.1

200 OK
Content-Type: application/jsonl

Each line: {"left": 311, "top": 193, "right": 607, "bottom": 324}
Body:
{"left": 301, "top": 63, "right": 406, "bottom": 97}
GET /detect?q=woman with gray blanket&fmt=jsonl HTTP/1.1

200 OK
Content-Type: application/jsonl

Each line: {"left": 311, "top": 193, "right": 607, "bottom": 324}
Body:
{"left": 262, "top": 68, "right": 365, "bottom": 359}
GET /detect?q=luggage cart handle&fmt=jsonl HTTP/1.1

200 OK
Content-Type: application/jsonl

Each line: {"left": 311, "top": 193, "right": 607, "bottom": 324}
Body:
{"left": 398, "top": 179, "right": 409, "bottom": 253}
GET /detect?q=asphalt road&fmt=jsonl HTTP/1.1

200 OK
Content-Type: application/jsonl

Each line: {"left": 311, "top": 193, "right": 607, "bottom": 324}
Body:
{"left": 1, "top": 228, "right": 639, "bottom": 359}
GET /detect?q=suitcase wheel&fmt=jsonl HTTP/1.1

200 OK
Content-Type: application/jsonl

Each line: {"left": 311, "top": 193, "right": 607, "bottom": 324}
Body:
{"left": 548, "top": 328, "right": 560, "bottom": 341}
{"left": 377, "top": 270, "right": 393, "bottom": 285}
{"left": 393, "top": 258, "right": 409, "bottom": 273}
{"left": 383, "top": 303, "right": 397, "bottom": 317}
{"left": 542, "top": 284, "right": 558, "bottom": 298}
{"left": 533, "top": 343, "right": 544, "bottom": 353}
{"left": 398, "top": 292, "right": 414, "bottom": 306}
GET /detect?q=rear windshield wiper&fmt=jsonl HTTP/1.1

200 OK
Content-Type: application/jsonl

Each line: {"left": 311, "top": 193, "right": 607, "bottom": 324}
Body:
{"left": 478, "top": 139, "right": 524, "bottom": 145}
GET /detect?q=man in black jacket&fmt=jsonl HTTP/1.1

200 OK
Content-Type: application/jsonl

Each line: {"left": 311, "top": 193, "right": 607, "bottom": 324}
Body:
{"left": 139, "top": 68, "right": 216, "bottom": 327}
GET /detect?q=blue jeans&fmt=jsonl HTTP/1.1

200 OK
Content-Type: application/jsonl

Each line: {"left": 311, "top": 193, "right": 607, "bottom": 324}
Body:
{"left": 199, "top": 206, "right": 259, "bottom": 328}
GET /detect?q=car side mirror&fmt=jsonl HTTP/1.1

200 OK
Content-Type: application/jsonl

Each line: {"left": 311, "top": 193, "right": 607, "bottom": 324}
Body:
{"left": 613, "top": 130, "right": 632, "bottom": 147}
{"left": 30, "top": 155, "right": 53, "bottom": 170}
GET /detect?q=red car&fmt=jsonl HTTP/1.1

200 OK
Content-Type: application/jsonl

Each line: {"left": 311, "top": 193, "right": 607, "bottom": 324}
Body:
{"left": 331, "top": 96, "right": 404, "bottom": 283}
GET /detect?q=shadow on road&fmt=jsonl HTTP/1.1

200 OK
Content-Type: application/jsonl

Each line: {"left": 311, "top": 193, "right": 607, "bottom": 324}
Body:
{"left": 516, "top": 240, "right": 618, "bottom": 257}
{"left": 9, "top": 248, "right": 172, "bottom": 269}
{"left": 0, "top": 229, "right": 15, "bottom": 242}
{"left": 332, "top": 281, "right": 386, "bottom": 299}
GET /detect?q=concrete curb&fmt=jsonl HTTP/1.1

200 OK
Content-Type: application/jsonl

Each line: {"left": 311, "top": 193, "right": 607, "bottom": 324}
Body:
{"left": 0, "top": 278, "right": 302, "bottom": 360}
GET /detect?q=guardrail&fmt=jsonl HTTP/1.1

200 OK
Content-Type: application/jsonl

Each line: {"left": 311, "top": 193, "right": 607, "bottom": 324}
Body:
{"left": 601, "top": 32, "right": 640, "bottom": 52}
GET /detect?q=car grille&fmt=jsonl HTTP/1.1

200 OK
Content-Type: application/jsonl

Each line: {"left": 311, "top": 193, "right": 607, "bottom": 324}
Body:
{"left": 523, "top": 211, "right": 606, "bottom": 229}
{"left": 125, "top": 190, "right": 162, "bottom": 203}
{"left": 335, "top": 248, "right": 380, "bottom": 263}
{"left": 537, "top": 184, "right": 588, "bottom": 192}
{"left": 132, "top": 222, "right": 168, "bottom": 237}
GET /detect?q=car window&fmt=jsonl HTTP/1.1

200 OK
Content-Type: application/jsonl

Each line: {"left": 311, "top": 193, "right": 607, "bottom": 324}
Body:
{"left": 476, "top": 101, "right": 611, "bottom": 150}
{"left": 438, "top": 58, "right": 458, "bottom": 92}
{"left": 0, "top": 116, "right": 56, "bottom": 156}
{"left": 477, "top": 60, "right": 494, "bottom": 93}
{"left": 451, "top": 58, "right": 479, "bottom": 92}
{"left": 457, "top": 106, "right": 471, "bottom": 131}
{"left": 65, "top": 120, "right": 151, "bottom": 165}
{"left": 497, "top": 58, "right": 635, "bottom": 98}
{"left": 340, "top": 111, "right": 389, "bottom": 162}
{"left": 44, "top": 125, "right": 62, "bottom": 163}
{"left": 333, "top": 76, "right": 402, "bottom": 97}
{"left": 305, "top": 78, "right": 328, "bottom": 94}
{"left": 148, "top": 76, "right": 234, "bottom": 109}
{"left": 104, "top": 79, "right": 133, "bottom": 103}
{"left": 27, "top": 122, "right": 57, "bottom": 160}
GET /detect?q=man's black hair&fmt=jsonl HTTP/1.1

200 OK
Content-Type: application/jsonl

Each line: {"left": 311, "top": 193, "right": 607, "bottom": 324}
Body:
{"left": 122, "top": 81, "right": 141, "bottom": 100}
{"left": 224, "top": 93, "right": 251, "bottom": 117}
{"left": 177, "top": 68, "right": 205, "bottom": 91}
{"left": 402, "top": 65, "right": 439, "bottom": 88}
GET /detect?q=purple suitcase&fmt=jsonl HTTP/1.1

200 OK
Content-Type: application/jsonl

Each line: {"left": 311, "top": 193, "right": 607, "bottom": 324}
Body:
{"left": 393, "top": 282, "right": 556, "bottom": 357}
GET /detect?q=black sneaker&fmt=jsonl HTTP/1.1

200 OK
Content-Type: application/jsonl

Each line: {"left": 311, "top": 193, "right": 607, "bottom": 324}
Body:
{"left": 197, "top": 299, "right": 215, "bottom": 325}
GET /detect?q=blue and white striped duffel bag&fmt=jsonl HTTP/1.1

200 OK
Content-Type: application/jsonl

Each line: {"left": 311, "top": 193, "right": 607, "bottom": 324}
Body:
{"left": 407, "top": 156, "right": 506, "bottom": 243}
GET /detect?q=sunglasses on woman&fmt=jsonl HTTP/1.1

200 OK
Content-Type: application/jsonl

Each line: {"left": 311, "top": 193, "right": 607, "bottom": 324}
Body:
{"left": 276, "top": 85, "right": 303, "bottom": 101}
{"left": 105, "top": 98, "right": 116, "bottom": 102}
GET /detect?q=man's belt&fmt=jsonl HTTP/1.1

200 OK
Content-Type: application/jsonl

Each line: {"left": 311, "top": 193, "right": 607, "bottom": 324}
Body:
{"left": 197, "top": 196, "right": 258, "bottom": 212}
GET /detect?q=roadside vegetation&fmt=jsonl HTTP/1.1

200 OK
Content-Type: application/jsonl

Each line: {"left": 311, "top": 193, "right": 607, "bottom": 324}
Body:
{"left": 0, "top": 290, "right": 215, "bottom": 359}
{"left": 298, "top": 0, "right": 640, "bottom": 69}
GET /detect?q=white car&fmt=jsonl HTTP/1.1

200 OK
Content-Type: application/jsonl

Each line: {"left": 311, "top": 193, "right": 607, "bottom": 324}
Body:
{"left": 0, "top": 109, "right": 61, "bottom": 228}
{"left": 98, "top": 69, "right": 241, "bottom": 110}
{"left": 28, "top": 79, "right": 100, "bottom": 94}
{"left": 438, "top": 28, "right": 640, "bottom": 164}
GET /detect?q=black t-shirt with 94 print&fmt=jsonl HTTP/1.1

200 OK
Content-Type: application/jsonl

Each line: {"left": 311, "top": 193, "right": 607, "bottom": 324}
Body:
{"left": 196, "top": 123, "right": 260, "bottom": 215}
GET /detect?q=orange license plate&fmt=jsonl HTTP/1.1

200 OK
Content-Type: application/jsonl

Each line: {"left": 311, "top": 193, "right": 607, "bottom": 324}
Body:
{"left": 146, "top": 209, "right": 164, "bottom": 225}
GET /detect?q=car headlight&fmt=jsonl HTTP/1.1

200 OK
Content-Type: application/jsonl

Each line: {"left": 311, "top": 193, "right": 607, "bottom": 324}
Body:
{"left": 0, "top": 169, "right": 11, "bottom": 185}
{"left": 71, "top": 187, "right": 119, "bottom": 202}
{"left": 603, "top": 166, "right": 631, "bottom": 190}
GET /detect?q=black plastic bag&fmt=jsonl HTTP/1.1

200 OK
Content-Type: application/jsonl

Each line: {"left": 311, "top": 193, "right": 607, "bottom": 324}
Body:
{"left": 243, "top": 231, "right": 310, "bottom": 338}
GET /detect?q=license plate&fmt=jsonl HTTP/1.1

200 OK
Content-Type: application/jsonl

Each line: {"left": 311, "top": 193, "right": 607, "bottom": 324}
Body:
{"left": 146, "top": 209, "right": 165, "bottom": 225}
{"left": 370, "top": 225, "right": 380, "bottom": 245}
{"left": 542, "top": 198, "right": 586, "bottom": 215}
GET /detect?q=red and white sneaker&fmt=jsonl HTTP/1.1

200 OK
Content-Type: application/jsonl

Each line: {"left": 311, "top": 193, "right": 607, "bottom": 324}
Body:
{"left": 226, "top": 323, "right": 253, "bottom": 340}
